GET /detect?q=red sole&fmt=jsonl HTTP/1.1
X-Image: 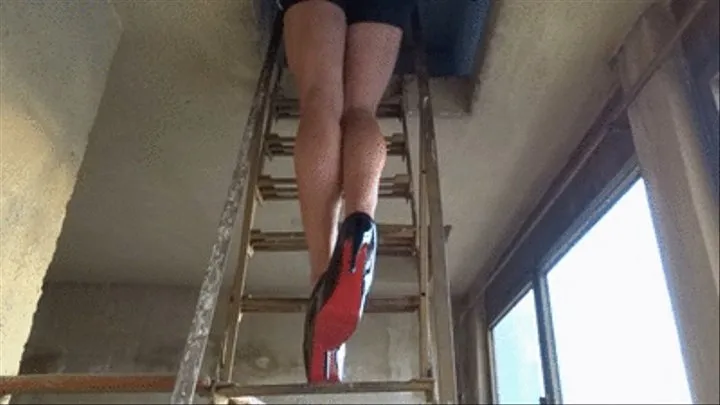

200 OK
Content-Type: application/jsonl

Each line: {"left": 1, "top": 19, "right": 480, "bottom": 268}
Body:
{"left": 308, "top": 346, "right": 341, "bottom": 383}
{"left": 309, "top": 344, "right": 324, "bottom": 382}
{"left": 312, "top": 240, "right": 368, "bottom": 350}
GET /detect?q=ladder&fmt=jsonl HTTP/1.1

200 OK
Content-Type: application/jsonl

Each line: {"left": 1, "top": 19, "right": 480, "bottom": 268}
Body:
{"left": 0, "top": 10, "right": 457, "bottom": 405}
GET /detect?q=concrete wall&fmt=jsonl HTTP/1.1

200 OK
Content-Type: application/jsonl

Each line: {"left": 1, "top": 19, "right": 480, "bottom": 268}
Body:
{"left": 453, "top": 305, "right": 491, "bottom": 405}
{"left": 15, "top": 283, "right": 422, "bottom": 404}
{"left": 0, "top": 0, "right": 123, "bottom": 381}
{"left": 618, "top": 4, "right": 719, "bottom": 402}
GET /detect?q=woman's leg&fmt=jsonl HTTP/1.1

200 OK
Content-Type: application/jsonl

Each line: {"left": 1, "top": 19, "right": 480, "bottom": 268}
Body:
{"left": 283, "top": 0, "right": 346, "bottom": 285}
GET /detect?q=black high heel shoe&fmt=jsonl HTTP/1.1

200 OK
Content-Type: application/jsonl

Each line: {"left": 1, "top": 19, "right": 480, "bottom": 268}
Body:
{"left": 303, "top": 211, "right": 378, "bottom": 383}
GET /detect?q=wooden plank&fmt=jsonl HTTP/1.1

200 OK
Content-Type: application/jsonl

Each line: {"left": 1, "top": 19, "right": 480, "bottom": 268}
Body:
{"left": 213, "top": 378, "right": 434, "bottom": 397}
{"left": 413, "top": 74, "right": 432, "bottom": 391}
{"left": 239, "top": 296, "right": 420, "bottom": 313}
{"left": 413, "top": 10, "right": 458, "bottom": 404}
{"left": 0, "top": 374, "right": 200, "bottom": 395}
{"left": 218, "top": 66, "right": 282, "bottom": 383}
{"left": 399, "top": 80, "right": 419, "bottom": 229}
{"left": 249, "top": 224, "right": 417, "bottom": 256}
{"left": 257, "top": 174, "right": 411, "bottom": 201}
{"left": 264, "top": 133, "right": 407, "bottom": 157}
{"left": 275, "top": 98, "right": 403, "bottom": 120}
{"left": 617, "top": 2, "right": 719, "bottom": 403}
{"left": 0, "top": 375, "right": 433, "bottom": 398}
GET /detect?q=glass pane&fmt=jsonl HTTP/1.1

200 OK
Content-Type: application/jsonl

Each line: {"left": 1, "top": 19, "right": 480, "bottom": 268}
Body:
{"left": 547, "top": 179, "right": 691, "bottom": 404}
{"left": 491, "top": 289, "right": 545, "bottom": 404}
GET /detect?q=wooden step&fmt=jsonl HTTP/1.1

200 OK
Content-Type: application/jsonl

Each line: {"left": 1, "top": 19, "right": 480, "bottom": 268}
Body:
{"left": 213, "top": 378, "right": 434, "bottom": 397}
{"left": 250, "top": 224, "right": 416, "bottom": 257}
{"left": 240, "top": 295, "right": 419, "bottom": 313}
{"left": 274, "top": 97, "right": 404, "bottom": 119}
{"left": 264, "top": 132, "right": 408, "bottom": 158}
{"left": 257, "top": 174, "right": 411, "bottom": 201}
{"left": 0, "top": 374, "right": 433, "bottom": 397}
{"left": 0, "top": 374, "right": 183, "bottom": 395}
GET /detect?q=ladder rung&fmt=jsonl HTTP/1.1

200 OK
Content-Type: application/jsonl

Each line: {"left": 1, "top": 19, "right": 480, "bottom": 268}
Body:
{"left": 250, "top": 224, "right": 416, "bottom": 256}
{"left": 241, "top": 296, "right": 419, "bottom": 313}
{"left": 0, "top": 374, "right": 186, "bottom": 395}
{"left": 275, "top": 98, "right": 403, "bottom": 120}
{"left": 0, "top": 374, "right": 433, "bottom": 398}
{"left": 265, "top": 132, "right": 407, "bottom": 158}
{"left": 213, "top": 378, "right": 434, "bottom": 397}
{"left": 257, "top": 174, "right": 411, "bottom": 201}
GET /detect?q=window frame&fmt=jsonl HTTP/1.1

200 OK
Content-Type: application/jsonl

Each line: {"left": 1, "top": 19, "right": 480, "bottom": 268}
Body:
{"left": 482, "top": 90, "right": 639, "bottom": 403}
{"left": 672, "top": 0, "right": 719, "bottom": 200}
{"left": 459, "top": 2, "right": 719, "bottom": 403}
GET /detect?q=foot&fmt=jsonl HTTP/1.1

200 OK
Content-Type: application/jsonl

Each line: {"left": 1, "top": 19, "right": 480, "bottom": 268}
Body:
{"left": 303, "top": 211, "right": 378, "bottom": 382}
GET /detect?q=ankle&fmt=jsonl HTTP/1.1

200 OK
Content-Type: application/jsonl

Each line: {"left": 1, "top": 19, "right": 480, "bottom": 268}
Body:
{"left": 310, "top": 271, "right": 322, "bottom": 287}
{"left": 343, "top": 208, "right": 375, "bottom": 220}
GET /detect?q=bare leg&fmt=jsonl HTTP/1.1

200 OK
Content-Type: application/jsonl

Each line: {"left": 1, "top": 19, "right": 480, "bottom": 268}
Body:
{"left": 283, "top": 0, "right": 346, "bottom": 284}
{"left": 342, "top": 22, "right": 403, "bottom": 217}
{"left": 301, "top": 17, "right": 405, "bottom": 385}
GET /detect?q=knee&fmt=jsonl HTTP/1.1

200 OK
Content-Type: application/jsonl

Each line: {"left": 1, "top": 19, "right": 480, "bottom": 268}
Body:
{"left": 340, "top": 107, "right": 376, "bottom": 131}
{"left": 299, "top": 87, "right": 342, "bottom": 122}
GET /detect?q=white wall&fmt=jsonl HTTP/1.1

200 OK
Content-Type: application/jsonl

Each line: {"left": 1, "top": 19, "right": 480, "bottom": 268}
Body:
{"left": 0, "top": 0, "right": 122, "bottom": 381}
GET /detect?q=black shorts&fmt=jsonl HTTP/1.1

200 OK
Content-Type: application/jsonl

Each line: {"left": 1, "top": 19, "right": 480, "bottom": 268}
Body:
{"left": 278, "top": 0, "right": 416, "bottom": 30}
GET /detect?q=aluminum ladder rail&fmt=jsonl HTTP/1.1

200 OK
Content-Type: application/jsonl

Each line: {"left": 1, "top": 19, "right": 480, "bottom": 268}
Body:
{"left": 0, "top": 10, "right": 457, "bottom": 405}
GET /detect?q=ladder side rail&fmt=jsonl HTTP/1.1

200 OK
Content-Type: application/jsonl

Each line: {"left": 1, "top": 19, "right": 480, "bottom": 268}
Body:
{"left": 411, "top": 9, "right": 459, "bottom": 405}
{"left": 400, "top": 78, "right": 419, "bottom": 229}
{"left": 411, "top": 76, "right": 433, "bottom": 403}
{"left": 0, "top": 374, "right": 432, "bottom": 397}
{"left": 170, "top": 15, "right": 284, "bottom": 404}
{"left": 218, "top": 63, "right": 284, "bottom": 384}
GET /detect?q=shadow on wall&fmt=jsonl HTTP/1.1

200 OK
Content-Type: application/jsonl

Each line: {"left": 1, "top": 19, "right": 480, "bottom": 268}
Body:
{"left": 0, "top": 0, "right": 122, "bottom": 381}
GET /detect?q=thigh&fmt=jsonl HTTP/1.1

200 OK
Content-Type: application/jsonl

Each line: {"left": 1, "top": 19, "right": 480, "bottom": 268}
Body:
{"left": 343, "top": 21, "right": 403, "bottom": 112}
{"left": 282, "top": 0, "right": 346, "bottom": 108}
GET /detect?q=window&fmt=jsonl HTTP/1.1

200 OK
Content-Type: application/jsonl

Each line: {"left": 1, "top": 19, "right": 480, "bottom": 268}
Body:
{"left": 547, "top": 179, "right": 691, "bottom": 404}
{"left": 484, "top": 178, "right": 692, "bottom": 405}
{"left": 477, "top": 45, "right": 700, "bottom": 401}
{"left": 490, "top": 290, "right": 545, "bottom": 404}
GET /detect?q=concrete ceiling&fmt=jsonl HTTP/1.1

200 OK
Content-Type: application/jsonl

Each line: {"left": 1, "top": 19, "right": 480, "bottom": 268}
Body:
{"left": 46, "top": 0, "right": 652, "bottom": 297}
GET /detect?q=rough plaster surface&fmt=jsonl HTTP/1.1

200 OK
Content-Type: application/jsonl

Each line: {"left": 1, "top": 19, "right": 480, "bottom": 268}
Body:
{"left": 0, "top": 0, "right": 122, "bottom": 378}
{"left": 42, "top": 0, "right": 652, "bottom": 295}
{"left": 442, "top": 0, "right": 653, "bottom": 290}
{"left": 619, "top": 6, "right": 720, "bottom": 401}
{"left": 15, "top": 283, "right": 422, "bottom": 404}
